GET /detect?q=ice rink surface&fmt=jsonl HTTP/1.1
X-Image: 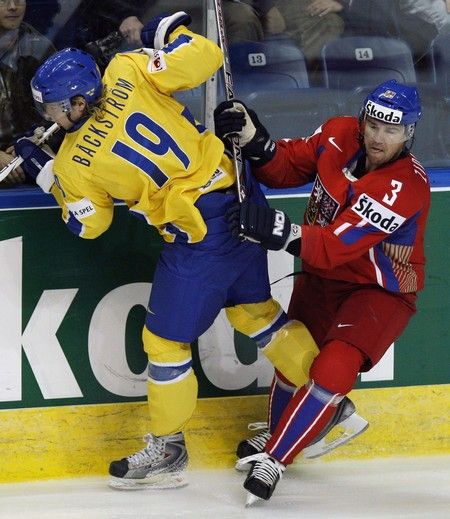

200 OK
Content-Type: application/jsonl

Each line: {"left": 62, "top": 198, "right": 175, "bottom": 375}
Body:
{"left": 1, "top": 455, "right": 449, "bottom": 519}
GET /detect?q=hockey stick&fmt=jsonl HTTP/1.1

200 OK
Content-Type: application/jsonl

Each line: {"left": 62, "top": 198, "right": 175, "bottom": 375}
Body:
{"left": 213, "top": 0, "right": 246, "bottom": 202}
{"left": 0, "top": 122, "right": 60, "bottom": 183}
{"left": 205, "top": 0, "right": 218, "bottom": 131}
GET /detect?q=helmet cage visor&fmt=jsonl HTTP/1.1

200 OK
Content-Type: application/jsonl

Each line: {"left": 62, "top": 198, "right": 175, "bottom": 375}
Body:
{"left": 33, "top": 97, "right": 72, "bottom": 122}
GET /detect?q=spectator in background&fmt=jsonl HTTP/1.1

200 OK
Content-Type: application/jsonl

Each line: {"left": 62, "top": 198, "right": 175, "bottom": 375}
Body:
{"left": 266, "top": 0, "right": 345, "bottom": 70}
{"left": 340, "top": 0, "right": 448, "bottom": 73}
{"left": 23, "top": 0, "right": 60, "bottom": 36}
{"left": 0, "top": 0, "right": 56, "bottom": 186}
{"left": 223, "top": 1, "right": 344, "bottom": 71}
{"left": 397, "top": 0, "right": 448, "bottom": 59}
{"left": 247, "top": 0, "right": 447, "bottom": 80}
{"left": 222, "top": 0, "right": 267, "bottom": 44}
{"left": 25, "top": 0, "right": 146, "bottom": 51}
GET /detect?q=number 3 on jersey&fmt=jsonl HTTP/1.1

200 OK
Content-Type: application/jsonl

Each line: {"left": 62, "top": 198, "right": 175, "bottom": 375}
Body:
{"left": 383, "top": 179, "right": 403, "bottom": 206}
{"left": 111, "top": 112, "right": 190, "bottom": 188}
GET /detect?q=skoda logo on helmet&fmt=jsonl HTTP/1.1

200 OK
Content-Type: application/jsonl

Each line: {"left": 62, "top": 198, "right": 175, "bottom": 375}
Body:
{"left": 365, "top": 100, "right": 403, "bottom": 124}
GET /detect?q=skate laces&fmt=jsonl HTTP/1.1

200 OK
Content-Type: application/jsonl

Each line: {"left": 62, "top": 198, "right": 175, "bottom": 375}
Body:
{"left": 248, "top": 421, "right": 268, "bottom": 431}
{"left": 240, "top": 453, "right": 285, "bottom": 485}
{"left": 245, "top": 422, "right": 271, "bottom": 451}
{"left": 126, "top": 434, "right": 165, "bottom": 468}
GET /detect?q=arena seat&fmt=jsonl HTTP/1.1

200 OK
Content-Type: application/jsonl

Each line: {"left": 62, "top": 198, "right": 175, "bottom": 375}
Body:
{"left": 228, "top": 37, "right": 309, "bottom": 99}
{"left": 321, "top": 36, "right": 416, "bottom": 90}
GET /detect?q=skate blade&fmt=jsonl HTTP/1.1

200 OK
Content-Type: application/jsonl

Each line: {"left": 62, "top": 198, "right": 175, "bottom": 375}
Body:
{"left": 235, "top": 456, "right": 258, "bottom": 472}
{"left": 109, "top": 471, "right": 188, "bottom": 490}
{"left": 303, "top": 413, "right": 369, "bottom": 459}
{"left": 245, "top": 492, "right": 261, "bottom": 507}
{"left": 235, "top": 460, "right": 252, "bottom": 472}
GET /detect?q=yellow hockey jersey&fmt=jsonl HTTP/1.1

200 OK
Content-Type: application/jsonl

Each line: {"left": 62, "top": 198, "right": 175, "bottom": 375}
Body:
{"left": 49, "top": 27, "right": 235, "bottom": 243}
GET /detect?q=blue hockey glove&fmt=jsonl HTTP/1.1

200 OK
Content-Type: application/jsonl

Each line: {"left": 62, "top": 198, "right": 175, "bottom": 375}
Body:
{"left": 227, "top": 201, "right": 302, "bottom": 255}
{"left": 14, "top": 137, "right": 53, "bottom": 181}
{"left": 141, "top": 11, "right": 191, "bottom": 49}
{"left": 214, "top": 100, "right": 276, "bottom": 166}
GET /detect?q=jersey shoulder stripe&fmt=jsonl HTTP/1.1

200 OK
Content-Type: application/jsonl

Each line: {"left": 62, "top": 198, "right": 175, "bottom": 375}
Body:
{"left": 164, "top": 33, "right": 193, "bottom": 54}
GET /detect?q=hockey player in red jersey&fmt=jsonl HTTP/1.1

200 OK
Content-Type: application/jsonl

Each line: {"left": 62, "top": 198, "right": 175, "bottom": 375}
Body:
{"left": 215, "top": 79, "right": 430, "bottom": 504}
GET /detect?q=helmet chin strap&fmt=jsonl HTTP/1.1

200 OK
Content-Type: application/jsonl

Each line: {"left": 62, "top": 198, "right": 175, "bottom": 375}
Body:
{"left": 403, "top": 123, "right": 416, "bottom": 152}
{"left": 65, "top": 97, "right": 88, "bottom": 126}
{"left": 66, "top": 112, "right": 76, "bottom": 124}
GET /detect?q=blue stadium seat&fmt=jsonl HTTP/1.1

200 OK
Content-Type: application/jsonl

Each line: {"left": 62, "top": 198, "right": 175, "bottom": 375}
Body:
{"left": 228, "top": 38, "right": 309, "bottom": 99}
{"left": 321, "top": 36, "right": 416, "bottom": 90}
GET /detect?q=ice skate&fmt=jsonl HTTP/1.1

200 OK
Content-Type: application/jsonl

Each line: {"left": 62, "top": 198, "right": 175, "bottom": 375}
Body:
{"left": 303, "top": 398, "right": 369, "bottom": 459}
{"left": 237, "top": 452, "right": 285, "bottom": 506}
{"left": 236, "top": 422, "right": 271, "bottom": 458}
{"left": 236, "top": 397, "right": 368, "bottom": 470}
{"left": 235, "top": 423, "right": 272, "bottom": 471}
{"left": 108, "top": 432, "right": 188, "bottom": 490}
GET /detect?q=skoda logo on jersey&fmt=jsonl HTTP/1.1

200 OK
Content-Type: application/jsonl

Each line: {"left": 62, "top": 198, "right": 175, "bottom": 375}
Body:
{"left": 351, "top": 193, "right": 405, "bottom": 233}
{"left": 365, "top": 100, "right": 402, "bottom": 124}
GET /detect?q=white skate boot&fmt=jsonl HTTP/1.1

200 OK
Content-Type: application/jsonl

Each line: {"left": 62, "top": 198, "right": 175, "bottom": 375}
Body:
{"left": 108, "top": 432, "right": 188, "bottom": 490}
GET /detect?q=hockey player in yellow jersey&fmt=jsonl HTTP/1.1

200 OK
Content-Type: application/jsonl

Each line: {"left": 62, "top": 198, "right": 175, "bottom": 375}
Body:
{"left": 15, "top": 11, "right": 364, "bottom": 490}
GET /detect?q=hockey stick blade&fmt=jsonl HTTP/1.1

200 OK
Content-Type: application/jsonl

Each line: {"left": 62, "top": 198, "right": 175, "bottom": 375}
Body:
{"left": 0, "top": 156, "right": 23, "bottom": 182}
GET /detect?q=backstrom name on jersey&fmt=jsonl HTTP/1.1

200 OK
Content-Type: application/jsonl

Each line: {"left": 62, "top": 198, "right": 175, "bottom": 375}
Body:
{"left": 351, "top": 193, "right": 405, "bottom": 233}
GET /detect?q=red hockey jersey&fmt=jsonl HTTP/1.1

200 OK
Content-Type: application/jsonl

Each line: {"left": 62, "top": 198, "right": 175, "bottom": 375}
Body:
{"left": 254, "top": 116, "right": 430, "bottom": 293}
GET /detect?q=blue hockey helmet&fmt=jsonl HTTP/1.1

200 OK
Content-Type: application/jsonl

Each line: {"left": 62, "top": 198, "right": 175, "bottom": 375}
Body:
{"left": 362, "top": 79, "right": 421, "bottom": 126}
{"left": 360, "top": 80, "right": 422, "bottom": 150}
{"left": 31, "top": 48, "right": 102, "bottom": 120}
